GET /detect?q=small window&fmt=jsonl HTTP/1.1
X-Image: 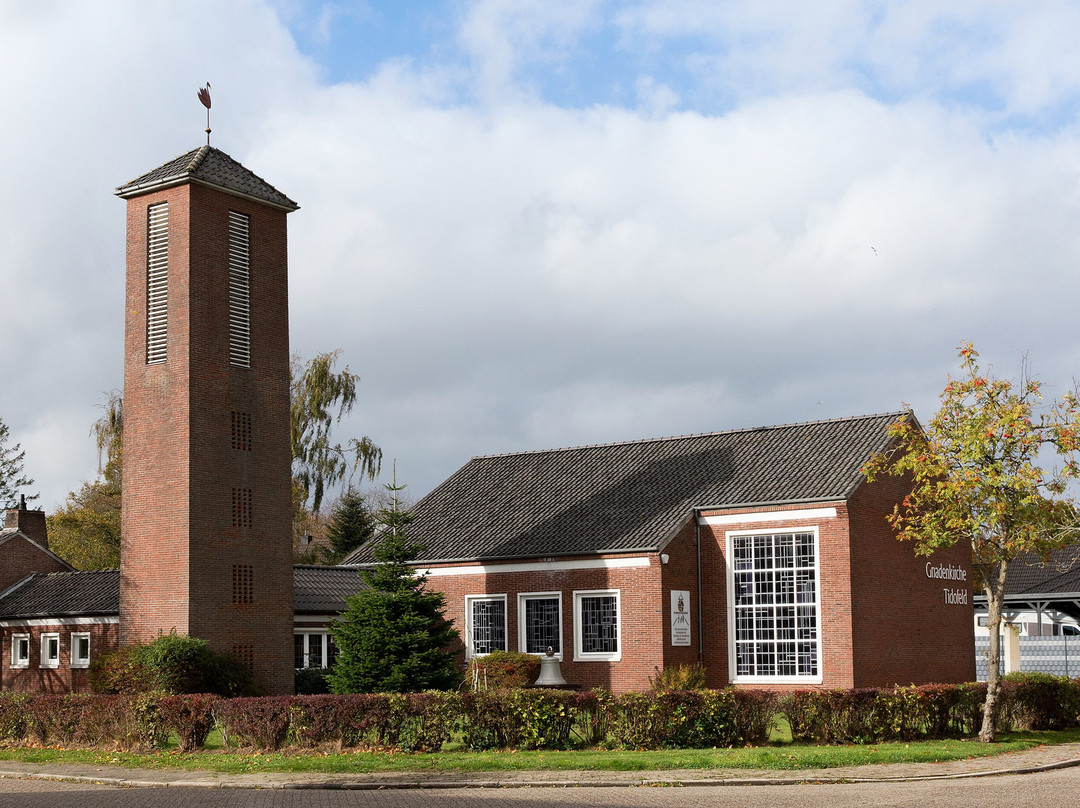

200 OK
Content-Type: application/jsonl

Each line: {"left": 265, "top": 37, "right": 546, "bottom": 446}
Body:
{"left": 574, "top": 590, "right": 620, "bottom": 661}
{"left": 11, "top": 634, "right": 29, "bottom": 669}
{"left": 294, "top": 632, "right": 334, "bottom": 669}
{"left": 41, "top": 633, "right": 60, "bottom": 669}
{"left": 519, "top": 593, "right": 562, "bottom": 656}
{"left": 466, "top": 595, "right": 507, "bottom": 657}
{"left": 71, "top": 632, "right": 91, "bottom": 669}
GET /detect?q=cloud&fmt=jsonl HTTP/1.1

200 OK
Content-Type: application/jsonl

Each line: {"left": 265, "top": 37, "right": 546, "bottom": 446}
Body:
{"left": 4, "top": 0, "right": 1080, "bottom": 511}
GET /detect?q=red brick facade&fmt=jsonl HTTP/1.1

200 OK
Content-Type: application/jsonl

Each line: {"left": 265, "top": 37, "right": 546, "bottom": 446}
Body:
{"left": 0, "top": 622, "right": 117, "bottom": 694}
{"left": 120, "top": 173, "right": 295, "bottom": 694}
{"left": 0, "top": 533, "right": 71, "bottom": 593}
{"left": 435, "top": 478, "right": 974, "bottom": 693}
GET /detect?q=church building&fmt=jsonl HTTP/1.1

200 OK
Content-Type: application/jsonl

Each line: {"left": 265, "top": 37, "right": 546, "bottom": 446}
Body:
{"left": 0, "top": 140, "right": 977, "bottom": 695}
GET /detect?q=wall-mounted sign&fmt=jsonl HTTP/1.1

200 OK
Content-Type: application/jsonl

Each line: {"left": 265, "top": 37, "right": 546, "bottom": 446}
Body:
{"left": 926, "top": 562, "right": 969, "bottom": 605}
{"left": 670, "top": 590, "right": 691, "bottom": 646}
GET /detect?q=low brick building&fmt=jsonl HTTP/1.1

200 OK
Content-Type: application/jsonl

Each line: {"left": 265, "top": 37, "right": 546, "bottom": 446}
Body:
{"left": 0, "top": 562, "right": 364, "bottom": 694}
{"left": 345, "top": 412, "right": 976, "bottom": 692}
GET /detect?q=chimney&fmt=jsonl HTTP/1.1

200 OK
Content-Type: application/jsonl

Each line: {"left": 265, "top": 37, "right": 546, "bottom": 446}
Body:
{"left": 4, "top": 494, "right": 48, "bottom": 549}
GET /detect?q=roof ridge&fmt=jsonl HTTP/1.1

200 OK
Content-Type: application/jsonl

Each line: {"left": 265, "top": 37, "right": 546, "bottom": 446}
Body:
{"left": 188, "top": 144, "right": 210, "bottom": 172}
{"left": 470, "top": 411, "right": 909, "bottom": 461}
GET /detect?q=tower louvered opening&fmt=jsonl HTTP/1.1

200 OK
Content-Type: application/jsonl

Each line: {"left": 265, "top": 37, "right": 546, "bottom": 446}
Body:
{"left": 228, "top": 211, "right": 251, "bottom": 368}
{"left": 146, "top": 203, "right": 169, "bottom": 364}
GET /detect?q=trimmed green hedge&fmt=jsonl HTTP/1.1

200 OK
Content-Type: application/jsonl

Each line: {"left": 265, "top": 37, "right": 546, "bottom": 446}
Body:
{"left": 1, "top": 678, "right": 1077, "bottom": 753}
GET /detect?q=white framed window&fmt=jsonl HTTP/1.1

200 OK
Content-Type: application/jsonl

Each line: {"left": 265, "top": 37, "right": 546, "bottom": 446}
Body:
{"left": 294, "top": 632, "right": 336, "bottom": 669}
{"left": 573, "top": 589, "right": 621, "bottom": 662}
{"left": 11, "top": 634, "right": 30, "bottom": 669}
{"left": 518, "top": 592, "right": 562, "bottom": 657}
{"left": 727, "top": 528, "right": 822, "bottom": 684}
{"left": 71, "top": 632, "right": 91, "bottom": 669}
{"left": 465, "top": 595, "right": 507, "bottom": 657}
{"left": 40, "top": 633, "right": 60, "bottom": 669}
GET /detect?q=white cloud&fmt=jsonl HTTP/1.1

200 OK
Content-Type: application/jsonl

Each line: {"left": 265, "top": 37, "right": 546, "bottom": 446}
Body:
{"left": 4, "top": 0, "right": 1080, "bottom": 510}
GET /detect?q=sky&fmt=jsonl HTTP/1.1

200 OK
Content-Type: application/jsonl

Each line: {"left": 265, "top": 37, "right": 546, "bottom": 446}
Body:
{"left": 4, "top": 0, "right": 1080, "bottom": 512}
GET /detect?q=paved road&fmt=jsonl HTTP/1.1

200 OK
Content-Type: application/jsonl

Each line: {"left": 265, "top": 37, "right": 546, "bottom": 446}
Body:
{"left": 2, "top": 768, "right": 1079, "bottom": 808}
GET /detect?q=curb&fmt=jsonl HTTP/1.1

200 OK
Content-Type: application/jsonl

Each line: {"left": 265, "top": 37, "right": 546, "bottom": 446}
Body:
{"left": 3, "top": 755, "right": 1080, "bottom": 790}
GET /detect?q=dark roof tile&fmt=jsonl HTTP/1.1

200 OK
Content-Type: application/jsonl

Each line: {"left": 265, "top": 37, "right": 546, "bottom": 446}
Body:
{"left": 0, "top": 567, "right": 368, "bottom": 620}
{"left": 293, "top": 565, "right": 367, "bottom": 614}
{"left": 116, "top": 146, "right": 298, "bottom": 211}
{"left": 0, "top": 570, "right": 118, "bottom": 619}
{"left": 344, "top": 412, "right": 905, "bottom": 565}
{"left": 1005, "top": 545, "right": 1080, "bottom": 597}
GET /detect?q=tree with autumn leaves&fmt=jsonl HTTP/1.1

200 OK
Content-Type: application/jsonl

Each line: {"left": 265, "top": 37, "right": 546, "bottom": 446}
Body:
{"left": 864, "top": 343, "right": 1080, "bottom": 742}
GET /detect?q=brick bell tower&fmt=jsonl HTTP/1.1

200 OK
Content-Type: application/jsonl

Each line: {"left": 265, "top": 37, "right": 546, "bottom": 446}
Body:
{"left": 116, "top": 146, "right": 298, "bottom": 694}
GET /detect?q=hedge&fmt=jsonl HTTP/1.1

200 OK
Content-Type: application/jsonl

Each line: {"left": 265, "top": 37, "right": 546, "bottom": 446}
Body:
{"left": 0, "top": 678, "right": 1077, "bottom": 753}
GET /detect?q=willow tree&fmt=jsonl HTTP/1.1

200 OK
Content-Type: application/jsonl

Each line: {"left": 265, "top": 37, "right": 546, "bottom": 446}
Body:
{"left": 864, "top": 344, "right": 1080, "bottom": 742}
{"left": 48, "top": 392, "right": 123, "bottom": 569}
{"left": 290, "top": 351, "right": 382, "bottom": 513}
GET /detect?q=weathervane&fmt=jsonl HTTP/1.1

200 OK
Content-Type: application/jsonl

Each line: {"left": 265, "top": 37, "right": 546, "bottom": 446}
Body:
{"left": 197, "top": 83, "right": 212, "bottom": 145}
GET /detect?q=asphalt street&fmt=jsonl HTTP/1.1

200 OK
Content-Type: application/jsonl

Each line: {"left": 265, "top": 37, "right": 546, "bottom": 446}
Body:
{"left": 1, "top": 769, "right": 1078, "bottom": 808}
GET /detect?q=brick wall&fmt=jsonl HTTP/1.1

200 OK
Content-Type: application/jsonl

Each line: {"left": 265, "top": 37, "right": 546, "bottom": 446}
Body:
{"left": 0, "top": 622, "right": 118, "bottom": 694}
{"left": 426, "top": 554, "right": 665, "bottom": 692}
{"left": 0, "top": 536, "right": 71, "bottom": 593}
{"left": 696, "top": 503, "right": 856, "bottom": 689}
{"left": 660, "top": 522, "right": 702, "bottom": 671}
{"left": 847, "top": 475, "right": 976, "bottom": 686}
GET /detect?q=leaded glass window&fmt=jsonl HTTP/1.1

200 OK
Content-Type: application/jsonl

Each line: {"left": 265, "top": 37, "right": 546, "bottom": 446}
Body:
{"left": 731, "top": 531, "right": 819, "bottom": 679}
{"left": 469, "top": 597, "right": 506, "bottom": 656}
{"left": 521, "top": 595, "right": 561, "bottom": 654}
{"left": 576, "top": 591, "right": 619, "bottom": 657}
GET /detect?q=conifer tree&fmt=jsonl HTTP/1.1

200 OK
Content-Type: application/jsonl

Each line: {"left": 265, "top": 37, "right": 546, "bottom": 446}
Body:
{"left": 329, "top": 476, "right": 460, "bottom": 693}
{"left": 324, "top": 487, "right": 376, "bottom": 563}
{"left": 0, "top": 416, "right": 37, "bottom": 509}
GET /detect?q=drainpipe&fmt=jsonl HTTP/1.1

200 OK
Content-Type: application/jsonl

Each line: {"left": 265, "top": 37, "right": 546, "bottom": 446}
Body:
{"left": 695, "top": 510, "right": 704, "bottom": 664}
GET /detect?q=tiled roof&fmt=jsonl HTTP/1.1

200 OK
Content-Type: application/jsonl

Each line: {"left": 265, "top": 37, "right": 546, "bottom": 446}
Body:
{"left": 293, "top": 565, "right": 367, "bottom": 614}
{"left": 115, "top": 146, "right": 298, "bottom": 211}
{"left": 343, "top": 412, "right": 906, "bottom": 565}
{"left": 0, "top": 570, "right": 119, "bottom": 619}
{"left": 1004, "top": 545, "right": 1080, "bottom": 597}
{"left": 0, "top": 567, "right": 368, "bottom": 620}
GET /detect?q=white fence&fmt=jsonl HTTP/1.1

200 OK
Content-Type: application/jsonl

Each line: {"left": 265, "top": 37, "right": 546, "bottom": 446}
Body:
{"left": 975, "top": 635, "right": 1080, "bottom": 680}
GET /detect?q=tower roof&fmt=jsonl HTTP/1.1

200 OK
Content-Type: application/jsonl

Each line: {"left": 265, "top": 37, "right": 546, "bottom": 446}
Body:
{"left": 115, "top": 145, "right": 299, "bottom": 211}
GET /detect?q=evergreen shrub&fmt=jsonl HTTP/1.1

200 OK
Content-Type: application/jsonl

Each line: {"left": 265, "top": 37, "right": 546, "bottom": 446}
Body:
{"left": 90, "top": 633, "right": 262, "bottom": 697}
{"left": 466, "top": 650, "right": 540, "bottom": 690}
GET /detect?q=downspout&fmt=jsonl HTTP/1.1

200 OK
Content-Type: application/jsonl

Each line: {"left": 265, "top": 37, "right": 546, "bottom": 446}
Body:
{"left": 695, "top": 510, "right": 704, "bottom": 663}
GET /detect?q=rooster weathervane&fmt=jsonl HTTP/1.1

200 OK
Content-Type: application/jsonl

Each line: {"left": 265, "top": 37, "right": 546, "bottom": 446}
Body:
{"left": 198, "top": 83, "right": 212, "bottom": 145}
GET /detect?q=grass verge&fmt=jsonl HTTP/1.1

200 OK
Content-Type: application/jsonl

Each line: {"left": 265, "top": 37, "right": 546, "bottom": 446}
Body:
{"left": 0, "top": 728, "right": 1078, "bottom": 775}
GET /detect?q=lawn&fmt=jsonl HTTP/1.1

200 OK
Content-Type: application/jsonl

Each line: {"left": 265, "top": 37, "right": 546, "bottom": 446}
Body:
{"left": 1, "top": 727, "right": 1077, "bottom": 775}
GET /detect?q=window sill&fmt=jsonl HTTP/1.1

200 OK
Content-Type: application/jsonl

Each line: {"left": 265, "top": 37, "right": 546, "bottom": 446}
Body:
{"left": 573, "top": 653, "right": 621, "bottom": 663}
{"left": 731, "top": 675, "right": 823, "bottom": 686}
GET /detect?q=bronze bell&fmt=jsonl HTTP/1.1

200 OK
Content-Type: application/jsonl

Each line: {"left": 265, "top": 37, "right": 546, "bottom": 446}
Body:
{"left": 533, "top": 646, "right": 568, "bottom": 687}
